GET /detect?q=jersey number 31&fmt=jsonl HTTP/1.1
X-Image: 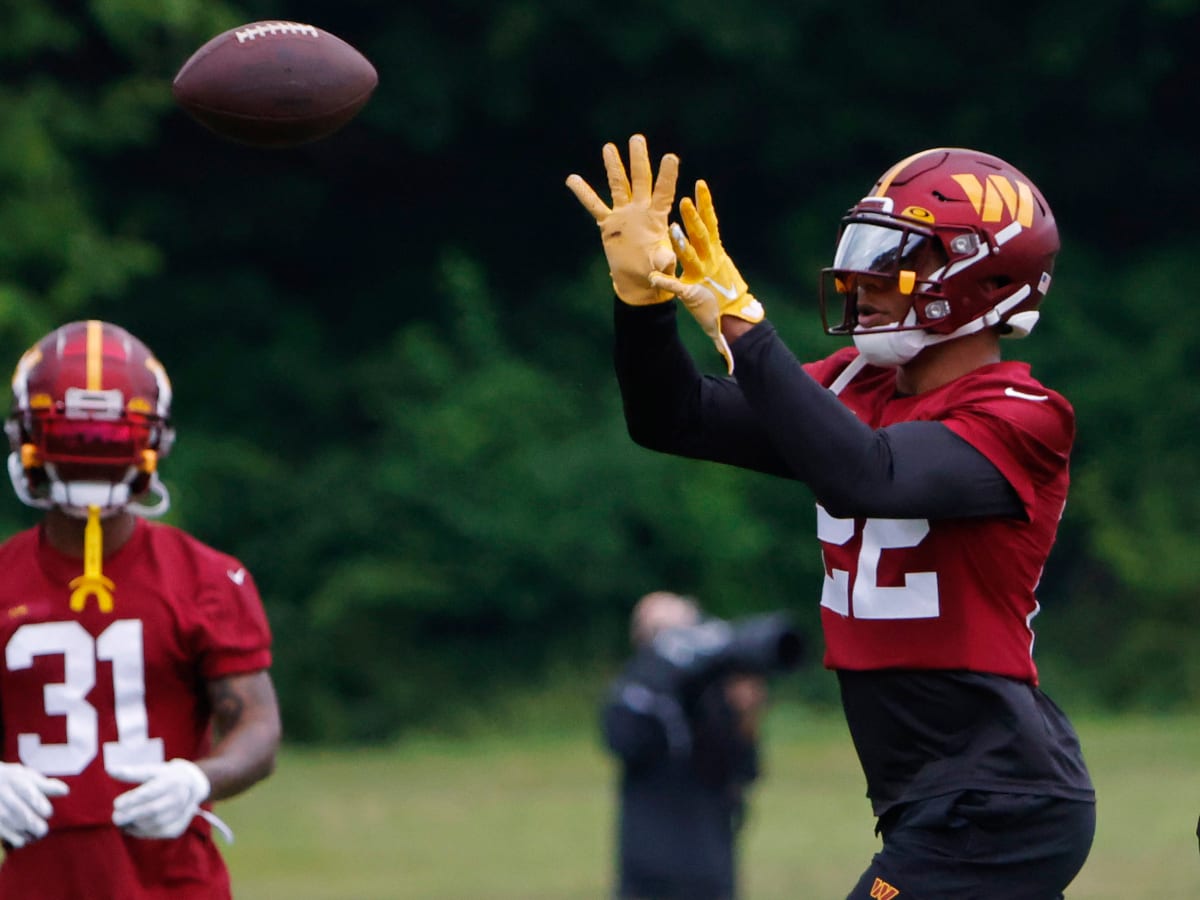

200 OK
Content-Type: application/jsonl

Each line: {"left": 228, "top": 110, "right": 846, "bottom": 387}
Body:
{"left": 6, "top": 619, "right": 164, "bottom": 776}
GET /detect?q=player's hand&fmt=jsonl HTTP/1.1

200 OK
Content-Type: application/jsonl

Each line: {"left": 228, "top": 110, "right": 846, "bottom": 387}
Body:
{"left": 649, "top": 180, "right": 764, "bottom": 373}
{"left": 111, "top": 758, "right": 210, "bottom": 840}
{"left": 0, "top": 762, "right": 69, "bottom": 848}
{"left": 566, "top": 134, "right": 680, "bottom": 305}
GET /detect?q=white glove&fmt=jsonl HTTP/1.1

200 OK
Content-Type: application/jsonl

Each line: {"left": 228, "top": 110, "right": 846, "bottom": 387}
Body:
{"left": 0, "top": 762, "right": 69, "bottom": 848}
{"left": 111, "top": 758, "right": 210, "bottom": 840}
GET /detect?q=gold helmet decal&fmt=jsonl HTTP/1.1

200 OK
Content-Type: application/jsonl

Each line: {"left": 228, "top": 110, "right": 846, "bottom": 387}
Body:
{"left": 870, "top": 148, "right": 1035, "bottom": 230}
{"left": 950, "top": 174, "right": 1035, "bottom": 227}
{"left": 899, "top": 206, "right": 934, "bottom": 224}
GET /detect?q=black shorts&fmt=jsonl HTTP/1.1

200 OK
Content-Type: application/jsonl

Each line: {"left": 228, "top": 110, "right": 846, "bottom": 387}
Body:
{"left": 846, "top": 791, "right": 1095, "bottom": 900}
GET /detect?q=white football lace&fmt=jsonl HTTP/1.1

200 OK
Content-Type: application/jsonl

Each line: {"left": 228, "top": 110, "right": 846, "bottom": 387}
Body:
{"left": 235, "top": 22, "right": 318, "bottom": 43}
{"left": 199, "top": 809, "right": 235, "bottom": 845}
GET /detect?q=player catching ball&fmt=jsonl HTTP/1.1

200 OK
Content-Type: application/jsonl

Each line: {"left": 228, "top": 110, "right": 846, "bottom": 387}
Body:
{"left": 0, "top": 321, "right": 280, "bottom": 899}
{"left": 568, "top": 137, "right": 1095, "bottom": 898}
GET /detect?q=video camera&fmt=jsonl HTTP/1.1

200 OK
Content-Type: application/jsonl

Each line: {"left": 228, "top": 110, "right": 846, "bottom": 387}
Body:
{"left": 650, "top": 612, "right": 803, "bottom": 690}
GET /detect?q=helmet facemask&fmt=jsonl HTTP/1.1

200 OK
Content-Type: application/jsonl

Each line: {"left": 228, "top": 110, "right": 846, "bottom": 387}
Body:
{"left": 820, "top": 213, "right": 996, "bottom": 335}
{"left": 6, "top": 386, "right": 173, "bottom": 519}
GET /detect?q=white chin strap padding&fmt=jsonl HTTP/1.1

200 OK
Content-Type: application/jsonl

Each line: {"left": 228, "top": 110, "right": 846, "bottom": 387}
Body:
{"left": 852, "top": 310, "right": 933, "bottom": 367}
{"left": 854, "top": 287, "right": 1042, "bottom": 368}
{"left": 7, "top": 455, "right": 171, "bottom": 519}
{"left": 50, "top": 480, "right": 131, "bottom": 518}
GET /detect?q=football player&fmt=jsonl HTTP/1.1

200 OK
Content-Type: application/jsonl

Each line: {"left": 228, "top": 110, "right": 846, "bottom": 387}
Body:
{"left": 0, "top": 321, "right": 281, "bottom": 899}
{"left": 568, "top": 137, "right": 1096, "bottom": 898}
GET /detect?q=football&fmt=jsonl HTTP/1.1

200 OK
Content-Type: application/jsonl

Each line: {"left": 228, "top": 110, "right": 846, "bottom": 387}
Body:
{"left": 172, "top": 21, "right": 378, "bottom": 148}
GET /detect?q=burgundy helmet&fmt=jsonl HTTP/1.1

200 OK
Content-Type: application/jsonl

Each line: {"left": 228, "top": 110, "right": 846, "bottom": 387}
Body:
{"left": 6, "top": 320, "right": 174, "bottom": 515}
{"left": 820, "top": 147, "right": 1059, "bottom": 340}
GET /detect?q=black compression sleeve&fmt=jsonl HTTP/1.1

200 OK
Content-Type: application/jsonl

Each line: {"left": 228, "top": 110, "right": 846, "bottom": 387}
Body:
{"left": 613, "top": 300, "right": 1024, "bottom": 521}
{"left": 614, "top": 301, "right": 793, "bottom": 473}
{"left": 730, "top": 322, "right": 1025, "bottom": 520}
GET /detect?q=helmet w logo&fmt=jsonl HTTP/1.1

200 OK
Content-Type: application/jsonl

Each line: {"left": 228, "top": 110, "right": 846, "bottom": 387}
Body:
{"left": 869, "top": 877, "right": 901, "bottom": 900}
{"left": 951, "top": 173, "right": 1035, "bottom": 228}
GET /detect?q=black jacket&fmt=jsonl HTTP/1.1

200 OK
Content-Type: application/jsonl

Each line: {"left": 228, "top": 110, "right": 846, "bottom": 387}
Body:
{"left": 602, "top": 648, "right": 759, "bottom": 900}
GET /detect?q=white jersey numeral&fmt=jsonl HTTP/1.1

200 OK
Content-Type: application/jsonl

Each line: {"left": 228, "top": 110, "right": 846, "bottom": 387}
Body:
{"left": 817, "top": 505, "right": 940, "bottom": 620}
{"left": 6, "top": 620, "right": 164, "bottom": 776}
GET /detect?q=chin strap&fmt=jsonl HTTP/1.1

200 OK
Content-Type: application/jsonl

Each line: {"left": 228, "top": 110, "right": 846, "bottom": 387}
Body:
{"left": 853, "top": 283, "right": 1040, "bottom": 368}
{"left": 68, "top": 505, "right": 115, "bottom": 613}
{"left": 7, "top": 447, "right": 174, "bottom": 614}
{"left": 127, "top": 471, "right": 170, "bottom": 518}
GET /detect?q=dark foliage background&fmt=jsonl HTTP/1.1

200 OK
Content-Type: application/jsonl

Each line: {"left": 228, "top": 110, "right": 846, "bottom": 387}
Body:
{"left": 2, "top": 0, "right": 1198, "bottom": 741}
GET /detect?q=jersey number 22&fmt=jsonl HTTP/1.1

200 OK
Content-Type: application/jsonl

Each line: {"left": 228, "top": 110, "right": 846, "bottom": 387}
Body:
{"left": 817, "top": 505, "right": 939, "bottom": 620}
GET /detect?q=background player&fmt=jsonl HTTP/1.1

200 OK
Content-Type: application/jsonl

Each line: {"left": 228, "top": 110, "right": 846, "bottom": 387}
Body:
{"left": 0, "top": 320, "right": 281, "bottom": 899}
{"left": 568, "top": 137, "right": 1096, "bottom": 898}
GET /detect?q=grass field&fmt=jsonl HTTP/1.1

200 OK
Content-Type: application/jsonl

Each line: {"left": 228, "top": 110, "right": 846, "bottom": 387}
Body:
{"left": 219, "top": 708, "right": 1200, "bottom": 899}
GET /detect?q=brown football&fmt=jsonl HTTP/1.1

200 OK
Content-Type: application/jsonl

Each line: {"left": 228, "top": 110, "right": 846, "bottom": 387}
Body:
{"left": 172, "top": 21, "right": 378, "bottom": 148}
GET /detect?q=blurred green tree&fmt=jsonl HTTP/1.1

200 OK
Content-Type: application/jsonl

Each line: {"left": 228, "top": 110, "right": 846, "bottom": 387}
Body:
{"left": 0, "top": 0, "right": 1196, "bottom": 739}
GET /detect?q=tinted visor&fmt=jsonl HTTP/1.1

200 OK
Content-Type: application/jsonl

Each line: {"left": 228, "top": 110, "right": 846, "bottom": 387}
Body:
{"left": 37, "top": 418, "right": 151, "bottom": 466}
{"left": 833, "top": 222, "right": 930, "bottom": 277}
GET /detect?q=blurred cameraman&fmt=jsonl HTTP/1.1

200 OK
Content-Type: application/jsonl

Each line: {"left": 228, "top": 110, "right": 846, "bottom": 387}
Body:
{"left": 601, "top": 591, "right": 767, "bottom": 900}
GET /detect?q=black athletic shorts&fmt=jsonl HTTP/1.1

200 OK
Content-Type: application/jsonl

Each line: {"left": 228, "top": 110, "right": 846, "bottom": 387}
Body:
{"left": 846, "top": 790, "right": 1096, "bottom": 900}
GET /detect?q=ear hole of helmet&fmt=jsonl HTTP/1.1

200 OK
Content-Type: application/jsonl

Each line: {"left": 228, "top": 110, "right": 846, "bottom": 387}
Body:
{"left": 979, "top": 275, "right": 1016, "bottom": 310}
{"left": 24, "top": 462, "right": 48, "bottom": 492}
{"left": 130, "top": 469, "right": 153, "bottom": 496}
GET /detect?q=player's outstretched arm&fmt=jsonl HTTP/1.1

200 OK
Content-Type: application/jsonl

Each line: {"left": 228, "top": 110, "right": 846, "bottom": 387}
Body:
{"left": 650, "top": 180, "right": 764, "bottom": 374}
{"left": 567, "top": 134, "right": 680, "bottom": 306}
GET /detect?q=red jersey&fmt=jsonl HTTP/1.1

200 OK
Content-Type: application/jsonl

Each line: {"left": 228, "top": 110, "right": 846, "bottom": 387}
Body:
{"left": 0, "top": 517, "right": 272, "bottom": 898}
{"left": 804, "top": 347, "right": 1073, "bottom": 684}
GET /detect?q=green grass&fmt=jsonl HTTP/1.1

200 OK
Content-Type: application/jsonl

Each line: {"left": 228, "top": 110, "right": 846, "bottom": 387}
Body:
{"left": 219, "top": 709, "right": 1200, "bottom": 899}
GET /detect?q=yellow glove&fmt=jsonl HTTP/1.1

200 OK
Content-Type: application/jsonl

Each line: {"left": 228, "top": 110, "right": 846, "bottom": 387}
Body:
{"left": 649, "top": 180, "right": 764, "bottom": 374}
{"left": 566, "top": 134, "right": 680, "bottom": 305}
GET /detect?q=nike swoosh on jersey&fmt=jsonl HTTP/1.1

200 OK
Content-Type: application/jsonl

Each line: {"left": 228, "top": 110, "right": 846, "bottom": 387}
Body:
{"left": 704, "top": 277, "right": 740, "bottom": 300}
{"left": 227, "top": 568, "right": 247, "bottom": 585}
{"left": 1004, "top": 387, "right": 1049, "bottom": 402}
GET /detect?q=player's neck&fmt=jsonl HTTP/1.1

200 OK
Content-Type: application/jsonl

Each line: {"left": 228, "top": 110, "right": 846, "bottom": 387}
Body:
{"left": 897, "top": 329, "right": 1001, "bottom": 395}
{"left": 42, "top": 508, "right": 138, "bottom": 559}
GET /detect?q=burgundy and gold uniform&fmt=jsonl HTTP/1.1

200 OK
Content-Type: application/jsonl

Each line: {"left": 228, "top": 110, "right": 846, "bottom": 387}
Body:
{"left": 0, "top": 518, "right": 271, "bottom": 898}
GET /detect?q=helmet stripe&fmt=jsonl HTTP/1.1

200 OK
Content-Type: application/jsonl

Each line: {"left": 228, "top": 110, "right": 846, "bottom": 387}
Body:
{"left": 86, "top": 320, "right": 103, "bottom": 390}
{"left": 871, "top": 148, "right": 950, "bottom": 197}
{"left": 145, "top": 357, "right": 172, "bottom": 418}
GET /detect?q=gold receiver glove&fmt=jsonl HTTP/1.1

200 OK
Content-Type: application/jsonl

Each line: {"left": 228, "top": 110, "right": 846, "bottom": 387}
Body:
{"left": 649, "top": 180, "right": 764, "bottom": 374}
{"left": 566, "top": 134, "right": 680, "bottom": 305}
